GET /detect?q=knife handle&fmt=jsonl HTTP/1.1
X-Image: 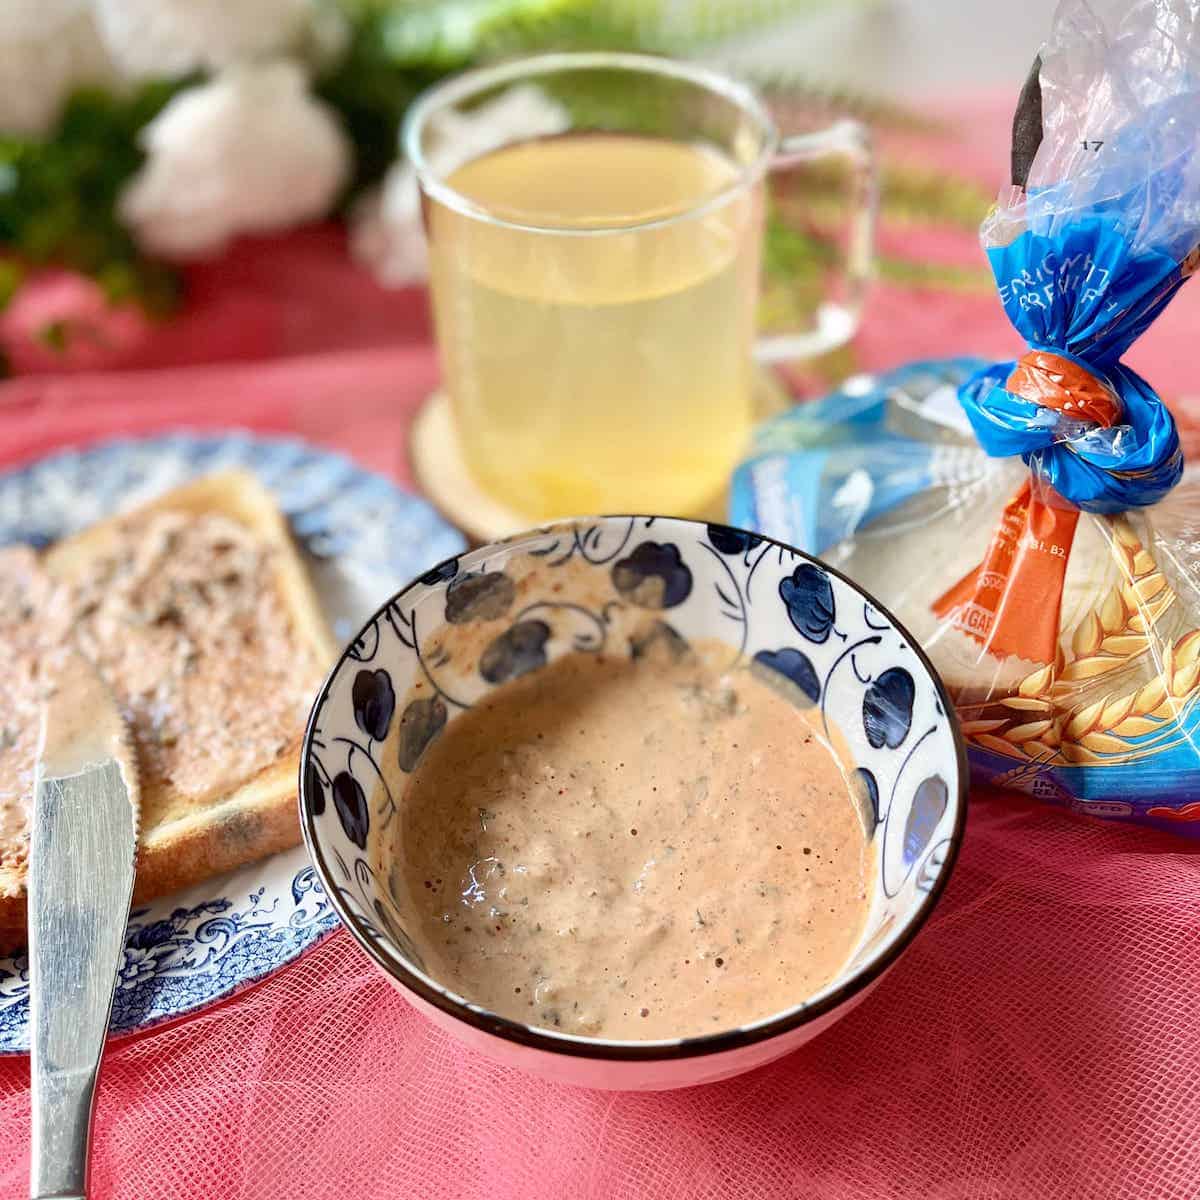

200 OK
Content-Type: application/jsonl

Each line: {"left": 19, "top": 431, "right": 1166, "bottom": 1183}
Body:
{"left": 28, "top": 764, "right": 136, "bottom": 1200}
{"left": 30, "top": 1066, "right": 95, "bottom": 1200}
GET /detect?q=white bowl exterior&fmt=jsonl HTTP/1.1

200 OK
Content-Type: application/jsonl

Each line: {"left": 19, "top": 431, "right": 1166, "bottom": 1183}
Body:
{"left": 302, "top": 517, "right": 965, "bottom": 1088}
{"left": 396, "top": 972, "right": 886, "bottom": 1090}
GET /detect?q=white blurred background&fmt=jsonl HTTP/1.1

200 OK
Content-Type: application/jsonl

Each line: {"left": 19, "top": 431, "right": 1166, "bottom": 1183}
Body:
{"left": 727, "top": 0, "right": 1055, "bottom": 97}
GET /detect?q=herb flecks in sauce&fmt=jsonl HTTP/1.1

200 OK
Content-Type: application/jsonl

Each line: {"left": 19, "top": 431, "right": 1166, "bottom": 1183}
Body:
{"left": 389, "top": 641, "right": 873, "bottom": 1041}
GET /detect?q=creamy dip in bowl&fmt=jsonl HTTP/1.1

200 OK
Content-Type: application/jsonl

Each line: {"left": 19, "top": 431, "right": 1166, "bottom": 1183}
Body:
{"left": 300, "top": 517, "right": 967, "bottom": 1090}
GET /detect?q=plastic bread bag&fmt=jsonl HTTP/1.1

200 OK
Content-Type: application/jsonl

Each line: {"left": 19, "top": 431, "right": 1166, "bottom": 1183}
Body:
{"left": 729, "top": 0, "right": 1200, "bottom": 833}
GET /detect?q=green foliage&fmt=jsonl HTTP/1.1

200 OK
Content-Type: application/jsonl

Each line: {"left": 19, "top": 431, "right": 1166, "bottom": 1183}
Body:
{"left": 764, "top": 204, "right": 836, "bottom": 282}
{"left": 760, "top": 206, "right": 836, "bottom": 335}
{"left": 877, "top": 256, "right": 990, "bottom": 292}
{"left": 875, "top": 161, "right": 992, "bottom": 231}
{"left": 314, "top": 16, "right": 445, "bottom": 196}
{"left": 0, "top": 82, "right": 185, "bottom": 315}
{"left": 761, "top": 151, "right": 992, "bottom": 301}
{"left": 36, "top": 320, "right": 70, "bottom": 353}
{"left": 0, "top": 260, "right": 23, "bottom": 309}
{"left": 745, "top": 69, "right": 950, "bottom": 135}
{"left": 0, "top": 0, "right": 987, "bottom": 333}
{"left": 352, "top": 0, "right": 827, "bottom": 65}
{"left": 317, "top": 0, "right": 837, "bottom": 194}
{"left": 375, "top": 0, "right": 621, "bottom": 66}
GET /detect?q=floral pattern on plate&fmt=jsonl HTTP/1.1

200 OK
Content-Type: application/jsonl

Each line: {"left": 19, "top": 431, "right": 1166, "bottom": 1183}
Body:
{"left": 0, "top": 431, "right": 465, "bottom": 1053}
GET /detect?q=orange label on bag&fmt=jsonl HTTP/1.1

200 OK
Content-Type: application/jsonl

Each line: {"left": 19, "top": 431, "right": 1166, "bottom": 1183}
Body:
{"left": 932, "top": 479, "right": 1079, "bottom": 663}
{"left": 932, "top": 351, "right": 1117, "bottom": 665}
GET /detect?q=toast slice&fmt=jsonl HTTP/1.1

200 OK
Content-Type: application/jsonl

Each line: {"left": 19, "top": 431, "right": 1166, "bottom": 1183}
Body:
{"left": 0, "top": 470, "right": 337, "bottom": 952}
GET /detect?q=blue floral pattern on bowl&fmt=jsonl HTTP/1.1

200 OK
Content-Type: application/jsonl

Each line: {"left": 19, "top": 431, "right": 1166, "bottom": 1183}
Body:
{"left": 301, "top": 516, "right": 967, "bottom": 1059}
{"left": 0, "top": 432, "right": 465, "bottom": 1053}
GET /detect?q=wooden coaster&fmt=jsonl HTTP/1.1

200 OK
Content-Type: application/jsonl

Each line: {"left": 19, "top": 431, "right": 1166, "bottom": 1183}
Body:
{"left": 411, "top": 369, "right": 792, "bottom": 545}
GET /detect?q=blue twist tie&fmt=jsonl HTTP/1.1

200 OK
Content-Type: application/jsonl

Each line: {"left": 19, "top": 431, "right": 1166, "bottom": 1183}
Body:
{"left": 957, "top": 218, "right": 1187, "bottom": 514}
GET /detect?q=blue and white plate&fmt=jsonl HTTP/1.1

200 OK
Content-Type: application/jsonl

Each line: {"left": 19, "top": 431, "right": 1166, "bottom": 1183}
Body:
{"left": 0, "top": 431, "right": 465, "bottom": 1053}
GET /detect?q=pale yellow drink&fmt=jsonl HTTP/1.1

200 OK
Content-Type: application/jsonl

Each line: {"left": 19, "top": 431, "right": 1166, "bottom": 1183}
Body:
{"left": 426, "top": 133, "right": 762, "bottom": 518}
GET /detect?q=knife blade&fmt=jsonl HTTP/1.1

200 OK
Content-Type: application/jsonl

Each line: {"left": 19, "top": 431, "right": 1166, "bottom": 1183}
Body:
{"left": 28, "top": 650, "right": 139, "bottom": 1200}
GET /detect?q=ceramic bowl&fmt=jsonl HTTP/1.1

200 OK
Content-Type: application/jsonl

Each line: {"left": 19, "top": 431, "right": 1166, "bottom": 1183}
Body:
{"left": 299, "top": 517, "right": 967, "bottom": 1090}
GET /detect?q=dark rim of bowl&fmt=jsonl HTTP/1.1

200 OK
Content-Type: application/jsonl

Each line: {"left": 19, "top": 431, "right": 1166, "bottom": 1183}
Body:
{"left": 299, "top": 516, "right": 971, "bottom": 1062}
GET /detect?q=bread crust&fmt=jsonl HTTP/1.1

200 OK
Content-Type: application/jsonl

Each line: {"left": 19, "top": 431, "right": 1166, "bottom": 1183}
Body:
{"left": 0, "top": 470, "right": 334, "bottom": 954}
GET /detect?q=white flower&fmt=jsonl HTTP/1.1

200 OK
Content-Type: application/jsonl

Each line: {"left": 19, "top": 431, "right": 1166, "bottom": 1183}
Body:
{"left": 351, "top": 84, "right": 570, "bottom": 286}
{"left": 349, "top": 170, "right": 429, "bottom": 289}
{"left": 90, "top": 0, "right": 346, "bottom": 81}
{"left": 0, "top": 0, "right": 117, "bottom": 136}
{"left": 119, "top": 60, "right": 351, "bottom": 259}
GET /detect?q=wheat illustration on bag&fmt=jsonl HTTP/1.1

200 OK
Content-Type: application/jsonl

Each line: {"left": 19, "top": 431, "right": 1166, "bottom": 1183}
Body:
{"left": 960, "top": 511, "right": 1200, "bottom": 767}
{"left": 731, "top": 0, "right": 1200, "bottom": 832}
{"left": 933, "top": 0, "right": 1200, "bottom": 791}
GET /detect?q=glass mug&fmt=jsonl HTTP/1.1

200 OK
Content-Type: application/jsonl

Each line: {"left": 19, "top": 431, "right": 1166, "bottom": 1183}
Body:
{"left": 405, "top": 52, "right": 877, "bottom": 520}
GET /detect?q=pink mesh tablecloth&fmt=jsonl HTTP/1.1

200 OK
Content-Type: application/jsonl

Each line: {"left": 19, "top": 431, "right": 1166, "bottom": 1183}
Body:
{"left": 1, "top": 93, "right": 1198, "bottom": 1199}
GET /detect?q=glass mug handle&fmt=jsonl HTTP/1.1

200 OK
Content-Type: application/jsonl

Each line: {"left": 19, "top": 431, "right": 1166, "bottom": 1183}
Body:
{"left": 755, "top": 118, "right": 878, "bottom": 363}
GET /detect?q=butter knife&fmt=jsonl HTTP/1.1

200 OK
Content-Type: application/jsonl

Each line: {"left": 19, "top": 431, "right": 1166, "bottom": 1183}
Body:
{"left": 28, "top": 651, "right": 139, "bottom": 1200}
